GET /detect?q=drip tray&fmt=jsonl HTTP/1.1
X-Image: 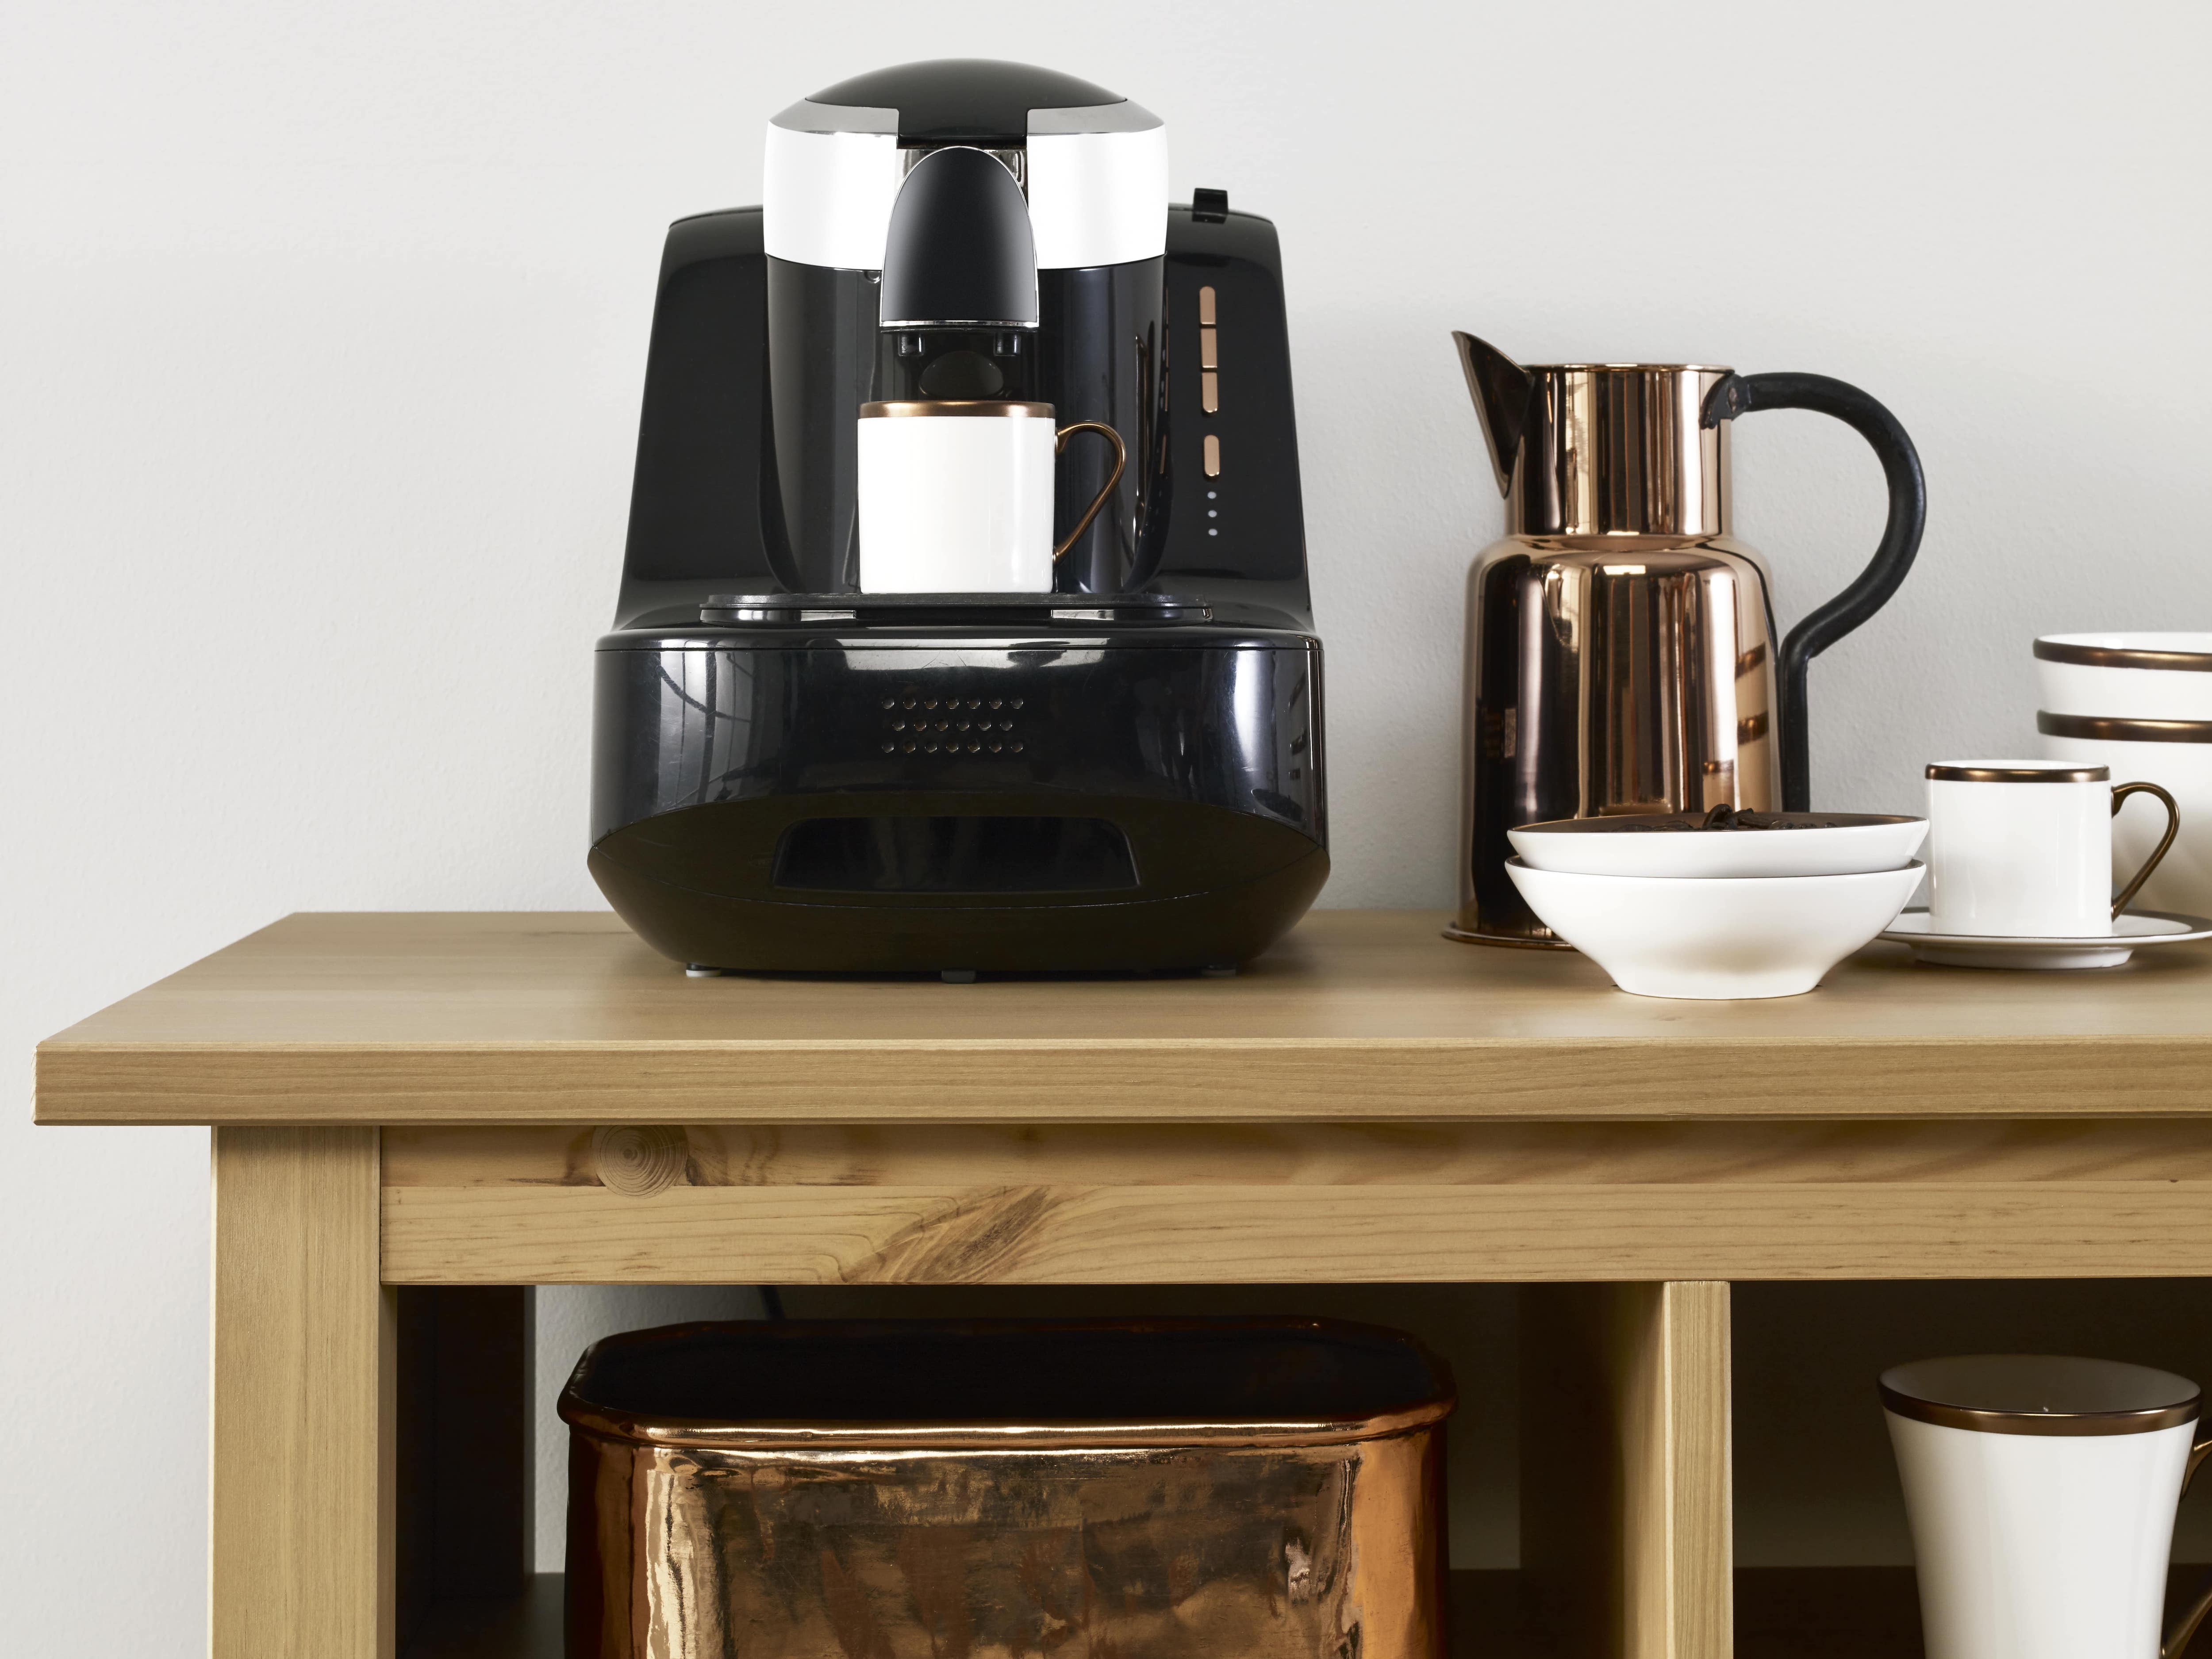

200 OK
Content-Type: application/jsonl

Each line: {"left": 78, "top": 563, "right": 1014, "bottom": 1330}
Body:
{"left": 700, "top": 591, "right": 1212, "bottom": 624}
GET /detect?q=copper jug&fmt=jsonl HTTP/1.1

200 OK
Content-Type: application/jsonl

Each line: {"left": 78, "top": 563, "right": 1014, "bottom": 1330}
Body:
{"left": 1449, "top": 334, "right": 1927, "bottom": 946}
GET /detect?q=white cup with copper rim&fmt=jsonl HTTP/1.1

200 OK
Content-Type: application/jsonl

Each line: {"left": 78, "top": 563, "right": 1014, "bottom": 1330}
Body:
{"left": 856, "top": 400, "right": 1125, "bottom": 594}
{"left": 1925, "top": 759, "right": 2178, "bottom": 937}
{"left": 1883, "top": 1355, "right": 2212, "bottom": 1659}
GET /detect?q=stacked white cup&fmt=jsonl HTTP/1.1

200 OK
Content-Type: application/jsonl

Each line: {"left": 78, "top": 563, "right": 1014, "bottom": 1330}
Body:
{"left": 2035, "top": 633, "right": 2212, "bottom": 920}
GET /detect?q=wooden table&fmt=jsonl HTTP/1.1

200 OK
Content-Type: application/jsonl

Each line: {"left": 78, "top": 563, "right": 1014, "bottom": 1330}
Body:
{"left": 38, "top": 910, "right": 2212, "bottom": 1659}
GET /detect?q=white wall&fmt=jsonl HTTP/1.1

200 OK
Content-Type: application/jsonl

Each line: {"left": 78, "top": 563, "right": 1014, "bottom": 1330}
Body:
{"left": 4, "top": 0, "right": 2208, "bottom": 1645}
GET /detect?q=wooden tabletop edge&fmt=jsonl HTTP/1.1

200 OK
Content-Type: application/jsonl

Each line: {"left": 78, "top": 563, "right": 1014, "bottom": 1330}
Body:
{"left": 38, "top": 1031, "right": 2212, "bottom": 1054}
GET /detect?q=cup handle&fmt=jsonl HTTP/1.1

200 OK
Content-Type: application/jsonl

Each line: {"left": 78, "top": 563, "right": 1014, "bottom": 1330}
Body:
{"left": 2161, "top": 1435, "right": 2212, "bottom": 1659}
{"left": 1051, "top": 421, "right": 1129, "bottom": 563}
{"left": 2112, "top": 781, "right": 2181, "bottom": 919}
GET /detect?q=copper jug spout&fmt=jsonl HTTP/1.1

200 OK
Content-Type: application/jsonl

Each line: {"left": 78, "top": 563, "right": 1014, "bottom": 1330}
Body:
{"left": 1452, "top": 332, "right": 1532, "bottom": 499}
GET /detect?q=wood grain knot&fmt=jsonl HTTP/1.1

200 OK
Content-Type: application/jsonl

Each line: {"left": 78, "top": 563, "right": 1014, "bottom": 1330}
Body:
{"left": 590, "top": 1126, "right": 689, "bottom": 1197}
{"left": 856, "top": 1186, "right": 1060, "bottom": 1282}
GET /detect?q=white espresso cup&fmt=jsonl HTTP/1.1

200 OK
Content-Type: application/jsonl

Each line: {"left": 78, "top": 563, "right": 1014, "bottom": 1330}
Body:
{"left": 1925, "top": 759, "right": 2178, "bottom": 936}
{"left": 856, "top": 400, "right": 1126, "bottom": 594}
{"left": 1882, "top": 1354, "right": 2212, "bottom": 1659}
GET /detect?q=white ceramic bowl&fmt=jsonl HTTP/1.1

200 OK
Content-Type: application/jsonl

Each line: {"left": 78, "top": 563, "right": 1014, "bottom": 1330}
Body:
{"left": 1505, "top": 858, "right": 1926, "bottom": 999}
{"left": 1509, "top": 812, "right": 1925, "bottom": 878}
{"left": 2039, "top": 721, "right": 2212, "bottom": 919}
{"left": 2036, "top": 633, "right": 2212, "bottom": 720}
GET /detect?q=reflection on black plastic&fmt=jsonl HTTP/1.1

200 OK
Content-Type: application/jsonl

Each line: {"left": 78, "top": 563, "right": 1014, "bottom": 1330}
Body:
{"left": 772, "top": 815, "right": 1138, "bottom": 894}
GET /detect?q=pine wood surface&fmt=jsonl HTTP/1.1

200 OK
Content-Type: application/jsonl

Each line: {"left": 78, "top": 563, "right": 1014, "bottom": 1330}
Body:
{"left": 35, "top": 909, "right": 2212, "bottom": 1125}
{"left": 377, "top": 1120, "right": 2212, "bottom": 1284}
{"left": 212, "top": 1127, "right": 392, "bottom": 1659}
{"left": 1653, "top": 1285, "right": 1735, "bottom": 1659}
{"left": 1522, "top": 1284, "right": 1733, "bottom": 1659}
{"left": 380, "top": 1118, "right": 2212, "bottom": 1188}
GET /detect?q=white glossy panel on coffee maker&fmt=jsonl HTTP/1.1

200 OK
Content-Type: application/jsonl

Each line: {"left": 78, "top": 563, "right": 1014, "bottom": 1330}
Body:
{"left": 764, "top": 102, "right": 1168, "bottom": 273}
{"left": 763, "top": 116, "right": 902, "bottom": 269}
{"left": 2043, "top": 731, "right": 2212, "bottom": 919}
{"left": 2038, "top": 633, "right": 2212, "bottom": 720}
{"left": 1926, "top": 765, "right": 2112, "bottom": 937}
{"left": 1887, "top": 1412, "right": 2191, "bottom": 1659}
{"left": 1026, "top": 123, "right": 1168, "bottom": 268}
{"left": 856, "top": 415, "right": 1057, "bottom": 593}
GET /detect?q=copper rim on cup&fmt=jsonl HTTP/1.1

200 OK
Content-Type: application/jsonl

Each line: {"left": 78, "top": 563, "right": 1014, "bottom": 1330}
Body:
{"left": 2036, "top": 637, "right": 2212, "bottom": 674}
{"left": 1927, "top": 761, "right": 2109, "bottom": 783}
{"left": 1882, "top": 1355, "right": 2202, "bottom": 1437}
{"left": 2039, "top": 712, "right": 2212, "bottom": 745}
{"left": 858, "top": 399, "right": 1055, "bottom": 418}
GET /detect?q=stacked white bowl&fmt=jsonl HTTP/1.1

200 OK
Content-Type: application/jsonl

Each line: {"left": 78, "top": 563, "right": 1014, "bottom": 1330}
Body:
{"left": 2035, "top": 633, "right": 2212, "bottom": 920}
{"left": 1502, "top": 810, "right": 1928, "bottom": 1000}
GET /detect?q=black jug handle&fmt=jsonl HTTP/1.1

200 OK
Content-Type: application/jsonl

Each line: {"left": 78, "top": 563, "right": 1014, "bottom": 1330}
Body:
{"left": 1701, "top": 373, "right": 1927, "bottom": 812}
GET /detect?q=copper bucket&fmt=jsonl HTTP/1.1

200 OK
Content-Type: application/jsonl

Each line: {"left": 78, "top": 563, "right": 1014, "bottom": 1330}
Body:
{"left": 561, "top": 1317, "right": 1454, "bottom": 1659}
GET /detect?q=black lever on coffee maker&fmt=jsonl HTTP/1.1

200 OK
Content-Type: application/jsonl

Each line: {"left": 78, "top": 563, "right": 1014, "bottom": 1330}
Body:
{"left": 1701, "top": 374, "right": 1927, "bottom": 812}
{"left": 877, "top": 146, "right": 1040, "bottom": 403}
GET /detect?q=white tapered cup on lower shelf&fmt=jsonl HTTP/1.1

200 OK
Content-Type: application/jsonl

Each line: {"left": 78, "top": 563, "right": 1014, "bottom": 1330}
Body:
{"left": 1882, "top": 1354, "right": 2212, "bottom": 1659}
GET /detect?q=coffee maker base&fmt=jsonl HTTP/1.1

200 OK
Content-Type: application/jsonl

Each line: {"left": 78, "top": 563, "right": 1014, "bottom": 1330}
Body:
{"left": 590, "top": 800, "right": 1329, "bottom": 976}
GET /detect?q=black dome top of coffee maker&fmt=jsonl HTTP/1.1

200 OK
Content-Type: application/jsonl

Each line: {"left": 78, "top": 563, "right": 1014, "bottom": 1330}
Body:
{"left": 810, "top": 58, "right": 1122, "bottom": 146}
{"left": 879, "top": 147, "right": 1039, "bottom": 329}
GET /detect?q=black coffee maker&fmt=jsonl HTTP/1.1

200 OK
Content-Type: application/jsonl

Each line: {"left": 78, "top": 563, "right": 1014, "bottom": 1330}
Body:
{"left": 589, "top": 60, "right": 1326, "bottom": 975}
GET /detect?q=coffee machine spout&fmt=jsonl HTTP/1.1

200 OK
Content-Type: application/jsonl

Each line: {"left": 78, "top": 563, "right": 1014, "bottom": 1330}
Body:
{"left": 1452, "top": 331, "right": 1532, "bottom": 498}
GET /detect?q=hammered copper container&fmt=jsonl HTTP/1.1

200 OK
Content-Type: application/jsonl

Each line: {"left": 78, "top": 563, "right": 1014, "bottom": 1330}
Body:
{"left": 560, "top": 1318, "right": 1453, "bottom": 1659}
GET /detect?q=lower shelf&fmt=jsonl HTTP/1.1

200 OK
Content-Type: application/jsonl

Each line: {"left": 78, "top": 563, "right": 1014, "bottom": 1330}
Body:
{"left": 1457, "top": 1567, "right": 1923, "bottom": 1659}
{"left": 404, "top": 1577, "right": 561, "bottom": 1659}
{"left": 1728, "top": 1568, "right": 1922, "bottom": 1659}
{"left": 404, "top": 1567, "right": 1930, "bottom": 1659}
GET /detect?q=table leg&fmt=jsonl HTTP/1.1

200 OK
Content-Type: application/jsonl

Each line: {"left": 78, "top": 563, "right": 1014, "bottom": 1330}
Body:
{"left": 212, "top": 1127, "right": 392, "bottom": 1659}
{"left": 1522, "top": 1281, "right": 1734, "bottom": 1659}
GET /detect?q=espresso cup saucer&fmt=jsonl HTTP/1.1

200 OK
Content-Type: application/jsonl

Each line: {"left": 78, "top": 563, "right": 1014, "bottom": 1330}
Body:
{"left": 1880, "top": 908, "right": 2212, "bottom": 970}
